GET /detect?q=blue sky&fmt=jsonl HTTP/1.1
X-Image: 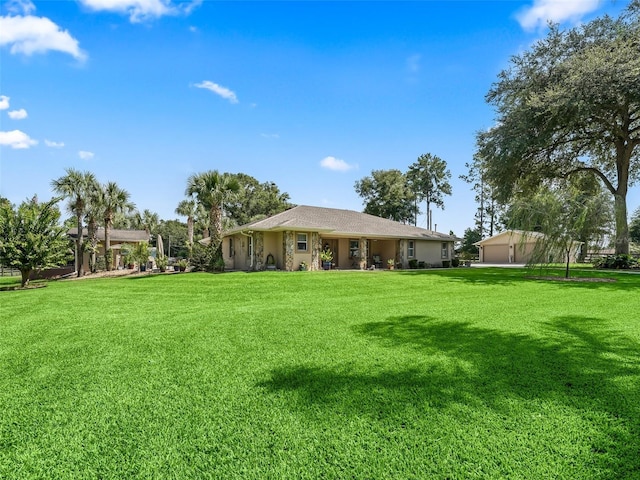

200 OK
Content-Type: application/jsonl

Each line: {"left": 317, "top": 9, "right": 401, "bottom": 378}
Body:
{"left": 1, "top": 0, "right": 636, "bottom": 236}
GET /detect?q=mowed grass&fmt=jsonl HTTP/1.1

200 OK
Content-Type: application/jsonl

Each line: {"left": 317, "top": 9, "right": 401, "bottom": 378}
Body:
{"left": 1, "top": 268, "right": 639, "bottom": 479}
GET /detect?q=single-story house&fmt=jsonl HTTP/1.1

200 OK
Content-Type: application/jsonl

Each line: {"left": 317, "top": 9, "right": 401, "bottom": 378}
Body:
{"left": 209, "top": 205, "right": 459, "bottom": 271}
{"left": 68, "top": 228, "right": 150, "bottom": 271}
{"left": 474, "top": 230, "right": 581, "bottom": 264}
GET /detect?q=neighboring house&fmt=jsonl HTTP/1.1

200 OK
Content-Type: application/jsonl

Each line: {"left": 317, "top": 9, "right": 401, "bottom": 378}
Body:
{"left": 207, "top": 205, "right": 459, "bottom": 271}
{"left": 68, "top": 228, "right": 150, "bottom": 271}
{"left": 474, "top": 230, "right": 581, "bottom": 264}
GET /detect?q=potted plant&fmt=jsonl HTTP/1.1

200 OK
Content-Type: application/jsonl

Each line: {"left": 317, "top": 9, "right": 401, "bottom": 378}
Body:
{"left": 299, "top": 261, "right": 308, "bottom": 271}
{"left": 320, "top": 248, "right": 333, "bottom": 270}
{"left": 156, "top": 256, "right": 168, "bottom": 272}
{"left": 131, "top": 241, "right": 150, "bottom": 273}
{"left": 176, "top": 259, "right": 189, "bottom": 272}
{"left": 121, "top": 243, "right": 134, "bottom": 269}
{"left": 387, "top": 258, "right": 395, "bottom": 270}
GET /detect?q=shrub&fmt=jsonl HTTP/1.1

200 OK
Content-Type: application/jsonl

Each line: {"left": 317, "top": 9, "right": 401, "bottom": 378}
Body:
{"left": 408, "top": 259, "right": 418, "bottom": 269}
{"left": 451, "top": 257, "right": 460, "bottom": 267}
{"left": 96, "top": 255, "right": 106, "bottom": 271}
{"left": 189, "top": 243, "right": 212, "bottom": 272}
{"left": 593, "top": 254, "right": 639, "bottom": 269}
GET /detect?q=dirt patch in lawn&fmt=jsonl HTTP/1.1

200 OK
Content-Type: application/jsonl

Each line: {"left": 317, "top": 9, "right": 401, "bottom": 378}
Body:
{"left": 0, "top": 283, "right": 48, "bottom": 291}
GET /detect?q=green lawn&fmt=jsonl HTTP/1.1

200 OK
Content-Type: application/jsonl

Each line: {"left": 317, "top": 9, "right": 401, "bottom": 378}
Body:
{"left": 1, "top": 268, "right": 639, "bottom": 479}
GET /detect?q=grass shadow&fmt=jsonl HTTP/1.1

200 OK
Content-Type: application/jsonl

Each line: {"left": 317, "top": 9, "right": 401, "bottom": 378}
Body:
{"left": 399, "top": 267, "right": 640, "bottom": 290}
{"left": 259, "top": 315, "right": 640, "bottom": 477}
{"left": 397, "top": 267, "right": 525, "bottom": 285}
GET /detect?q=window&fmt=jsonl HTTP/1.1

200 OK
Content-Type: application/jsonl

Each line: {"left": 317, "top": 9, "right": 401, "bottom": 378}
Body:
{"left": 349, "top": 239, "right": 359, "bottom": 258}
{"left": 296, "top": 233, "right": 308, "bottom": 252}
{"left": 441, "top": 242, "right": 449, "bottom": 259}
{"left": 229, "top": 238, "right": 234, "bottom": 257}
{"left": 408, "top": 240, "right": 415, "bottom": 258}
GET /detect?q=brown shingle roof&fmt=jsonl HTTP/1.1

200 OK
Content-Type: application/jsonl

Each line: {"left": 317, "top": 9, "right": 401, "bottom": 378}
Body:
{"left": 67, "top": 228, "right": 149, "bottom": 243}
{"left": 227, "top": 205, "right": 458, "bottom": 240}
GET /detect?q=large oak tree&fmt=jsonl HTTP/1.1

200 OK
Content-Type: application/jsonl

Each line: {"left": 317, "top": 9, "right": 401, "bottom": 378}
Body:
{"left": 355, "top": 169, "right": 416, "bottom": 224}
{"left": 225, "top": 173, "right": 292, "bottom": 226}
{"left": 477, "top": 2, "right": 640, "bottom": 254}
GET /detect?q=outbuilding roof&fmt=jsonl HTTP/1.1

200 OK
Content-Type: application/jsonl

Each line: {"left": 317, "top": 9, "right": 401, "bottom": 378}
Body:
{"left": 473, "top": 230, "right": 544, "bottom": 246}
{"left": 67, "top": 228, "right": 149, "bottom": 243}
{"left": 227, "top": 205, "right": 458, "bottom": 241}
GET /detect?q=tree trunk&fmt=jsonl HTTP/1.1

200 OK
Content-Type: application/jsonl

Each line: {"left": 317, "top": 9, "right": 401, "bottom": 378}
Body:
{"left": 20, "top": 269, "right": 30, "bottom": 288}
{"left": 105, "top": 218, "right": 113, "bottom": 271}
{"left": 210, "top": 206, "right": 222, "bottom": 253}
{"left": 187, "top": 217, "right": 194, "bottom": 247}
{"left": 613, "top": 139, "right": 631, "bottom": 255}
{"left": 88, "top": 218, "right": 98, "bottom": 273}
{"left": 76, "top": 212, "right": 84, "bottom": 277}
{"left": 613, "top": 192, "right": 629, "bottom": 255}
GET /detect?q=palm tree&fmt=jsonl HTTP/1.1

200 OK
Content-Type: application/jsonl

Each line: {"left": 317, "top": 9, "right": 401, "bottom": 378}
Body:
{"left": 51, "top": 168, "right": 99, "bottom": 277}
{"left": 194, "top": 204, "right": 210, "bottom": 239}
{"left": 84, "top": 188, "right": 103, "bottom": 273}
{"left": 185, "top": 170, "right": 240, "bottom": 255}
{"left": 134, "top": 209, "right": 160, "bottom": 236}
{"left": 175, "top": 199, "right": 197, "bottom": 251}
{"left": 100, "top": 181, "right": 135, "bottom": 270}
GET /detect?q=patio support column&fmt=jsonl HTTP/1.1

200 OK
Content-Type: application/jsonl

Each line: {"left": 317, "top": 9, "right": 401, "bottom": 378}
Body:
{"left": 311, "top": 232, "right": 321, "bottom": 271}
{"left": 358, "top": 238, "right": 368, "bottom": 270}
{"left": 399, "top": 239, "right": 406, "bottom": 268}
{"left": 255, "top": 232, "right": 265, "bottom": 270}
{"left": 284, "top": 231, "right": 294, "bottom": 271}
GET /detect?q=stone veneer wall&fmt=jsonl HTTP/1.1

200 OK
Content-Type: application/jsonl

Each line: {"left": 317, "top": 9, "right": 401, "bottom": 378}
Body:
{"left": 254, "top": 232, "right": 264, "bottom": 271}
{"left": 358, "top": 238, "right": 368, "bottom": 270}
{"left": 399, "top": 239, "right": 405, "bottom": 268}
{"left": 284, "top": 231, "right": 294, "bottom": 271}
{"left": 311, "top": 232, "right": 321, "bottom": 271}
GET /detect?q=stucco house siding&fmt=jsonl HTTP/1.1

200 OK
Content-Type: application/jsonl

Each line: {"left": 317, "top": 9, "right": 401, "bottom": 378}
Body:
{"left": 414, "top": 240, "right": 449, "bottom": 266}
{"left": 475, "top": 230, "right": 580, "bottom": 264}
{"left": 218, "top": 206, "right": 459, "bottom": 272}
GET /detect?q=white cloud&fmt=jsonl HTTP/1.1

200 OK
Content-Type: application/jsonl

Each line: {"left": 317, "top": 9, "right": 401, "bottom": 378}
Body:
{"left": 181, "top": 0, "right": 202, "bottom": 15}
{"left": 517, "top": 0, "right": 601, "bottom": 30}
{"left": 78, "top": 150, "right": 95, "bottom": 160}
{"left": 3, "top": 0, "right": 36, "bottom": 15}
{"left": 320, "top": 156, "right": 357, "bottom": 172}
{"left": 260, "top": 133, "right": 279, "bottom": 139}
{"left": 8, "top": 108, "right": 27, "bottom": 119}
{"left": 194, "top": 81, "right": 239, "bottom": 104}
{"left": 0, "top": 129, "right": 37, "bottom": 149}
{"left": 45, "top": 139, "right": 64, "bottom": 148}
{"left": 0, "top": 15, "right": 86, "bottom": 60}
{"left": 79, "top": 0, "right": 201, "bottom": 23}
{"left": 0, "top": 95, "right": 9, "bottom": 110}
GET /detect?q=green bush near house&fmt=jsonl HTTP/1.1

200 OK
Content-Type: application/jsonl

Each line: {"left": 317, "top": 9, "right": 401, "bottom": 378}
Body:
{"left": 1, "top": 268, "right": 639, "bottom": 478}
{"left": 593, "top": 254, "right": 639, "bottom": 270}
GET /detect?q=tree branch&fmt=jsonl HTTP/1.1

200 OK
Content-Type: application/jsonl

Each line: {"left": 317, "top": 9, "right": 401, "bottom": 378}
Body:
{"left": 565, "top": 167, "right": 616, "bottom": 194}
